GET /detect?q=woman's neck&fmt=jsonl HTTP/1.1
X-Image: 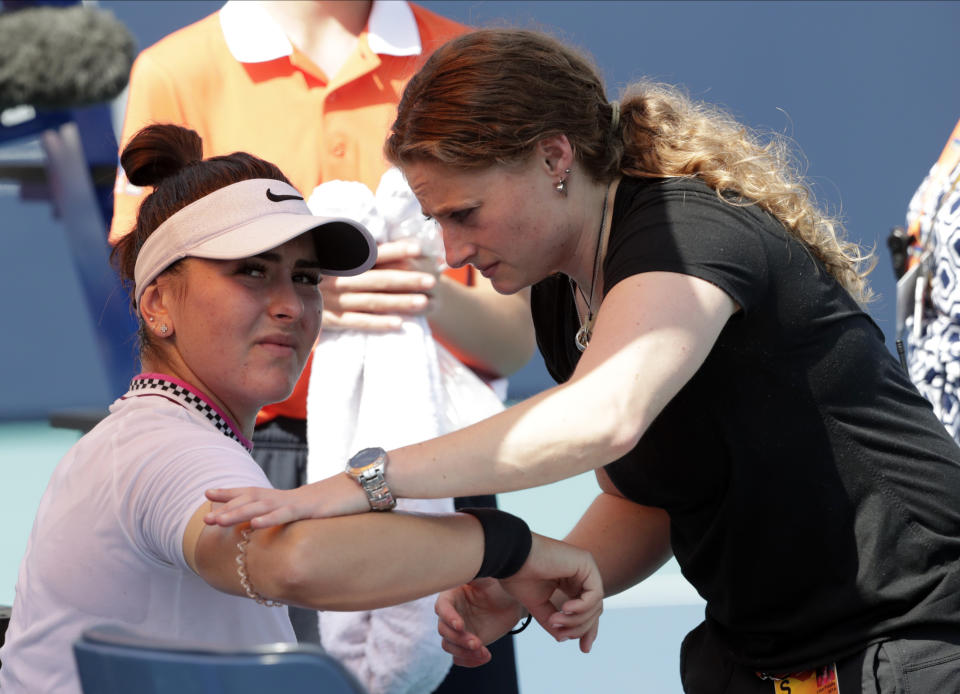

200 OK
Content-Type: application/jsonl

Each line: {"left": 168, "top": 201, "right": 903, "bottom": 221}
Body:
{"left": 259, "top": 0, "right": 373, "bottom": 80}
{"left": 139, "top": 357, "right": 254, "bottom": 440}
{"left": 566, "top": 178, "right": 618, "bottom": 293}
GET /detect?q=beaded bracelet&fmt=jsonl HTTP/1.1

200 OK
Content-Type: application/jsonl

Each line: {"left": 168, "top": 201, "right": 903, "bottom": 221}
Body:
{"left": 236, "top": 528, "right": 283, "bottom": 607}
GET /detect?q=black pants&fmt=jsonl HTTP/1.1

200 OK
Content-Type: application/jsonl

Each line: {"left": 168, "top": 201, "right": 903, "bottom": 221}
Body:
{"left": 679, "top": 621, "right": 960, "bottom": 694}
{"left": 251, "top": 417, "right": 520, "bottom": 694}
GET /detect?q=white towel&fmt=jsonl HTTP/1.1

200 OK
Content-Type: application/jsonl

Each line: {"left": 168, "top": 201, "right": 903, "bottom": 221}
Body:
{"left": 304, "top": 169, "right": 505, "bottom": 694}
{"left": 306, "top": 168, "right": 504, "bottom": 479}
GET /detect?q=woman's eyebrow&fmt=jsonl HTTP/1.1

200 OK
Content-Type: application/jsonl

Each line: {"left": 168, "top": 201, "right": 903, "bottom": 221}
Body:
{"left": 251, "top": 251, "right": 323, "bottom": 269}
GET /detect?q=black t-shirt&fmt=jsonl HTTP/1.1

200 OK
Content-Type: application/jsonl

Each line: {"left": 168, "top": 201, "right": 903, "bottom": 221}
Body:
{"left": 531, "top": 176, "right": 960, "bottom": 671}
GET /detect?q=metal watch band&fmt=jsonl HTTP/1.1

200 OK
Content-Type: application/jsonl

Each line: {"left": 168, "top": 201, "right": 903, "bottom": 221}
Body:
{"left": 360, "top": 470, "right": 396, "bottom": 511}
{"left": 346, "top": 447, "right": 397, "bottom": 511}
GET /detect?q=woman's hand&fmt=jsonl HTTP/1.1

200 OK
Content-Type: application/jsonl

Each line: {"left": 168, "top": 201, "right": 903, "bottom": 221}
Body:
{"left": 204, "top": 473, "right": 369, "bottom": 528}
{"left": 320, "top": 240, "right": 441, "bottom": 332}
{"left": 436, "top": 534, "right": 603, "bottom": 666}
{"left": 435, "top": 578, "right": 526, "bottom": 667}
{"left": 502, "top": 534, "right": 603, "bottom": 653}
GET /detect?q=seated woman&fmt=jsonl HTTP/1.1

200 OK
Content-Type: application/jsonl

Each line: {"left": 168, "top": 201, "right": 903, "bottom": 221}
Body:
{"left": 0, "top": 124, "right": 602, "bottom": 694}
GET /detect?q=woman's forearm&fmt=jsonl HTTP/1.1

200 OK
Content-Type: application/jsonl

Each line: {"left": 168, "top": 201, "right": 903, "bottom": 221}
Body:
{"left": 428, "top": 276, "right": 534, "bottom": 377}
{"left": 563, "top": 489, "right": 672, "bottom": 596}
{"left": 250, "top": 513, "right": 484, "bottom": 611}
{"left": 196, "top": 511, "right": 484, "bottom": 610}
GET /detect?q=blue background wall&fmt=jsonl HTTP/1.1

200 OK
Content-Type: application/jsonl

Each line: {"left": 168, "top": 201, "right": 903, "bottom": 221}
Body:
{"left": 1, "top": 0, "right": 958, "bottom": 417}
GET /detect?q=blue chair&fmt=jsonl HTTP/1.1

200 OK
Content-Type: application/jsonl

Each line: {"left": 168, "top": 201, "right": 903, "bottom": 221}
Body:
{"left": 73, "top": 624, "right": 367, "bottom": 694}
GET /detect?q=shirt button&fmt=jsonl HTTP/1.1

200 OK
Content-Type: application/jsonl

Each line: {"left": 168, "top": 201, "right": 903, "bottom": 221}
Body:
{"left": 332, "top": 141, "right": 346, "bottom": 157}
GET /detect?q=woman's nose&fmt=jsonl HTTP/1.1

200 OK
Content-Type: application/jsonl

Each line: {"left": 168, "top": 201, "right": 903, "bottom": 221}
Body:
{"left": 269, "top": 279, "right": 305, "bottom": 321}
{"left": 441, "top": 229, "right": 474, "bottom": 269}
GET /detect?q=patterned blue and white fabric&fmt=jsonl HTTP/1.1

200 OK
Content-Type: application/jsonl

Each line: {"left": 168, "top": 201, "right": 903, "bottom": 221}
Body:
{"left": 905, "top": 120, "right": 960, "bottom": 442}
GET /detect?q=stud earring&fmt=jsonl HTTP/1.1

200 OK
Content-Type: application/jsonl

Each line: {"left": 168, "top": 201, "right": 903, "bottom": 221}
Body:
{"left": 555, "top": 168, "right": 571, "bottom": 196}
{"left": 159, "top": 324, "right": 169, "bottom": 335}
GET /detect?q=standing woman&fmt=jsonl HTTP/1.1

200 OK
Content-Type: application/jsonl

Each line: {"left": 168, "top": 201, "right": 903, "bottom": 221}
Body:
{"left": 207, "top": 30, "right": 960, "bottom": 692}
{"left": 0, "top": 123, "right": 602, "bottom": 694}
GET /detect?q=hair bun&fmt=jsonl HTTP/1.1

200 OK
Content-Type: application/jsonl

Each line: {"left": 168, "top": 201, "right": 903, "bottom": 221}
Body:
{"left": 120, "top": 124, "right": 203, "bottom": 187}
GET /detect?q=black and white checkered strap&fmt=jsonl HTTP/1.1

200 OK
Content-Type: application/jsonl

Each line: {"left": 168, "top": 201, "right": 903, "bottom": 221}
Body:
{"left": 125, "top": 375, "right": 250, "bottom": 450}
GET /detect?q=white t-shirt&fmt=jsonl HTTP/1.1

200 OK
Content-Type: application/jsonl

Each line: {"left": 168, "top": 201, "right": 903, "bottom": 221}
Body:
{"left": 0, "top": 388, "right": 295, "bottom": 694}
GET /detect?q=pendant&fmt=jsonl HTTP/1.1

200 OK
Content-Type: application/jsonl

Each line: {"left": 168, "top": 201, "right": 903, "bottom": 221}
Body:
{"left": 575, "top": 324, "right": 591, "bottom": 352}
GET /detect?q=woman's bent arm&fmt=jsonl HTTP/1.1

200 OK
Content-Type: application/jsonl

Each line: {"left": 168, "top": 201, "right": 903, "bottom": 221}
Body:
{"left": 185, "top": 501, "right": 602, "bottom": 652}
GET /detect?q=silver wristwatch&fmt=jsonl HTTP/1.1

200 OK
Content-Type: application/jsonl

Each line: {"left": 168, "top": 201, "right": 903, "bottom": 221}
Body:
{"left": 345, "top": 447, "right": 396, "bottom": 511}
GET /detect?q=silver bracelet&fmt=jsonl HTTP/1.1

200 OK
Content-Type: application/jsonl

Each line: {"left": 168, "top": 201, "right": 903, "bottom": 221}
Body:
{"left": 236, "top": 527, "right": 283, "bottom": 607}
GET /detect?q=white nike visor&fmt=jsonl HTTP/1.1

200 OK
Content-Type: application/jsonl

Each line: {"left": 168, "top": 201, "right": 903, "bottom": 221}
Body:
{"left": 134, "top": 178, "right": 377, "bottom": 305}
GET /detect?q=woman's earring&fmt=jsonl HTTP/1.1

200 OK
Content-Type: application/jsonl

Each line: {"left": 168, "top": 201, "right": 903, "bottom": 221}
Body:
{"left": 555, "top": 169, "right": 571, "bottom": 196}
{"left": 159, "top": 324, "right": 169, "bottom": 335}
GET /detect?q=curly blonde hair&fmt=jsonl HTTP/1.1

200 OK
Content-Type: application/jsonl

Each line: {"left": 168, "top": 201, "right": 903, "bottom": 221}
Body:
{"left": 387, "top": 29, "right": 873, "bottom": 303}
{"left": 617, "top": 81, "right": 873, "bottom": 303}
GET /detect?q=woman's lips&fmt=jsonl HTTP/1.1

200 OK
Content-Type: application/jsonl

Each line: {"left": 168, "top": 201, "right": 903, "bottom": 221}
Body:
{"left": 477, "top": 262, "right": 499, "bottom": 279}
{"left": 257, "top": 335, "right": 297, "bottom": 356}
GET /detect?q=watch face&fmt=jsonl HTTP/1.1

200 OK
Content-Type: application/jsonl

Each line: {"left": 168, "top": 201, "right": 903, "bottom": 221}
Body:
{"left": 348, "top": 447, "right": 385, "bottom": 471}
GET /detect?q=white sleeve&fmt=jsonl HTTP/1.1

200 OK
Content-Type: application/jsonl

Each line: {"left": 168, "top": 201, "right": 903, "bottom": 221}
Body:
{"left": 117, "top": 428, "right": 271, "bottom": 572}
{"left": 318, "top": 496, "right": 454, "bottom": 694}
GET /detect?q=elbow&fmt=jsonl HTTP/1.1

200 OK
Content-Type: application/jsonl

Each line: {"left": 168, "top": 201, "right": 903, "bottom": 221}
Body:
{"left": 252, "top": 526, "right": 338, "bottom": 609}
{"left": 603, "top": 423, "right": 643, "bottom": 462}
{"left": 592, "top": 397, "right": 647, "bottom": 462}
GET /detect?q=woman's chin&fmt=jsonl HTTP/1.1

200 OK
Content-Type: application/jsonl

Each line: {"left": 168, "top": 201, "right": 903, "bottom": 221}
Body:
{"left": 249, "top": 375, "right": 300, "bottom": 409}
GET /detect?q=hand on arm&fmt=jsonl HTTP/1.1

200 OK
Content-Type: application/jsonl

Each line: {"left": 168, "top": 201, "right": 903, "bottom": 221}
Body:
{"left": 205, "top": 471, "right": 367, "bottom": 528}
{"left": 435, "top": 534, "right": 603, "bottom": 667}
{"left": 434, "top": 473, "right": 670, "bottom": 667}
{"left": 435, "top": 579, "right": 526, "bottom": 667}
{"left": 189, "top": 502, "right": 485, "bottom": 611}
{"left": 193, "top": 496, "right": 603, "bottom": 639}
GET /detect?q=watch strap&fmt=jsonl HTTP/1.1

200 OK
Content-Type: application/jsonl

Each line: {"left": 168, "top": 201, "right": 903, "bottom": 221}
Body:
{"left": 359, "top": 469, "right": 396, "bottom": 511}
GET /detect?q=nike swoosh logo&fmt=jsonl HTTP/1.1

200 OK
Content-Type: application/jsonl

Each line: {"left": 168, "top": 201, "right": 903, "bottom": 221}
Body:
{"left": 265, "top": 188, "right": 304, "bottom": 203}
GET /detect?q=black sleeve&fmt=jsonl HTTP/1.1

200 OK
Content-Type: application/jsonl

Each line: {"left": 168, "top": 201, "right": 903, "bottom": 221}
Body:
{"left": 603, "top": 180, "right": 771, "bottom": 314}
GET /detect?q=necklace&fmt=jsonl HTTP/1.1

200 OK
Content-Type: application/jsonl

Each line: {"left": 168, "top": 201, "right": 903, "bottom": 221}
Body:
{"left": 569, "top": 181, "right": 616, "bottom": 352}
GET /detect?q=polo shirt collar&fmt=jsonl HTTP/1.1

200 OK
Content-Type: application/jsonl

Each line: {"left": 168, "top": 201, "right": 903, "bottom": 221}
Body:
{"left": 219, "top": 0, "right": 422, "bottom": 64}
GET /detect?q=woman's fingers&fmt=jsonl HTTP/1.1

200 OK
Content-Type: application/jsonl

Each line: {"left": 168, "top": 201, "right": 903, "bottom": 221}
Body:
{"left": 372, "top": 240, "right": 423, "bottom": 264}
{"left": 323, "top": 268, "right": 436, "bottom": 298}
{"left": 203, "top": 488, "right": 308, "bottom": 527}
{"left": 579, "top": 620, "right": 599, "bottom": 654}
{"left": 205, "top": 486, "right": 250, "bottom": 503}
{"left": 434, "top": 591, "right": 466, "bottom": 633}
{"left": 540, "top": 599, "right": 603, "bottom": 643}
{"left": 435, "top": 590, "right": 491, "bottom": 666}
{"left": 444, "top": 642, "right": 492, "bottom": 667}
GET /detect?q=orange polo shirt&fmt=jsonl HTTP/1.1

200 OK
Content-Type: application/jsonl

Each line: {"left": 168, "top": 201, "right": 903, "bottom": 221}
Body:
{"left": 112, "top": 1, "right": 469, "bottom": 423}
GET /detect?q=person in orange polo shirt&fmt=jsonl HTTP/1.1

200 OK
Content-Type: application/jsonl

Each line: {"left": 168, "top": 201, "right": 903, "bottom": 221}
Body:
{"left": 110, "top": 3, "right": 534, "bottom": 693}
